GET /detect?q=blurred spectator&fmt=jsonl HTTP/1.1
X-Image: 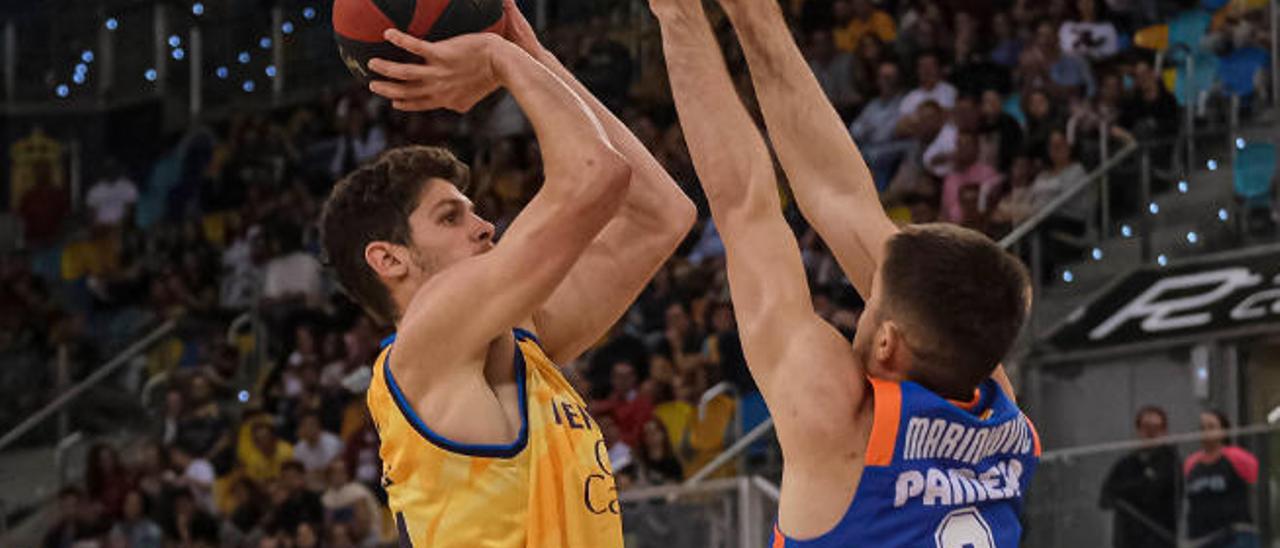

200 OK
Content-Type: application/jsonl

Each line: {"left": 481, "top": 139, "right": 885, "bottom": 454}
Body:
{"left": 898, "top": 51, "right": 958, "bottom": 126}
{"left": 637, "top": 419, "right": 684, "bottom": 486}
{"left": 850, "top": 61, "right": 909, "bottom": 189}
{"left": 1099, "top": 406, "right": 1180, "bottom": 548}
{"left": 941, "top": 131, "right": 1002, "bottom": 223}
{"left": 599, "top": 413, "right": 636, "bottom": 489}
{"left": 224, "top": 477, "right": 269, "bottom": 541}
{"left": 1119, "top": 59, "right": 1179, "bottom": 138}
{"left": 574, "top": 16, "right": 634, "bottom": 109}
{"left": 261, "top": 224, "right": 325, "bottom": 309}
{"left": 86, "top": 443, "right": 134, "bottom": 520}
{"left": 834, "top": 0, "right": 897, "bottom": 52}
{"left": 167, "top": 445, "right": 216, "bottom": 512}
{"left": 329, "top": 108, "right": 387, "bottom": 180}
{"left": 106, "top": 490, "right": 163, "bottom": 548}
{"left": 267, "top": 461, "right": 325, "bottom": 534}
{"left": 294, "top": 412, "right": 345, "bottom": 482}
{"left": 660, "top": 302, "right": 706, "bottom": 371}
{"left": 86, "top": 159, "right": 139, "bottom": 228}
{"left": 915, "top": 101, "right": 959, "bottom": 179}
{"left": 1020, "top": 20, "right": 1097, "bottom": 100}
{"left": 1069, "top": 72, "right": 1128, "bottom": 147}
{"left": 156, "top": 387, "right": 184, "bottom": 445}
{"left": 1060, "top": 0, "right": 1121, "bottom": 61}
{"left": 18, "top": 164, "right": 71, "bottom": 246}
{"left": 133, "top": 441, "right": 169, "bottom": 518}
{"left": 990, "top": 12, "right": 1025, "bottom": 68}
{"left": 978, "top": 89, "right": 1026, "bottom": 171}
{"left": 162, "top": 488, "right": 220, "bottom": 547}
{"left": 990, "top": 153, "right": 1041, "bottom": 230}
{"left": 1029, "top": 131, "right": 1090, "bottom": 264}
{"left": 1023, "top": 88, "right": 1067, "bottom": 158}
{"left": 321, "top": 460, "right": 383, "bottom": 538}
{"left": 240, "top": 420, "right": 295, "bottom": 483}
{"left": 593, "top": 361, "right": 656, "bottom": 447}
{"left": 1184, "top": 410, "right": 1260, "bottom": 548}
{"left": 42, "top": 487, "right": 107, "bottom": 548}
{"left": 176, "top": 375, "right": 233, "bottom": 467}
{"left": 958, "top": 184, "right": 996, "bottom": 237}
{"left": 679, "top": 368, "right": 738, "bottom": 480}
{"left": 807, "top": 29, "right": 861, "bottom": 114}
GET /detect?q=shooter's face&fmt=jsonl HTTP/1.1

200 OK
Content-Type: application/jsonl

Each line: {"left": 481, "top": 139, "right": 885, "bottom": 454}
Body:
{"left": 403, "top": 179, "right": 497, "bottom": 281}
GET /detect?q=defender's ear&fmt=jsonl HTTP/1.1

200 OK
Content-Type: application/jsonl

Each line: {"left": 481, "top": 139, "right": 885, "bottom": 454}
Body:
{"left": 365, "top": 241, "right": 409, "bottom": 280}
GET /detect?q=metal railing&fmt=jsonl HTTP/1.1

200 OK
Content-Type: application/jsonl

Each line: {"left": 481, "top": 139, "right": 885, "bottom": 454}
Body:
{"left": 0, "top": 318, "right": 176, "bottom": 452}
{"left": 621, "top": 475, "right": 779, "bottom": 548}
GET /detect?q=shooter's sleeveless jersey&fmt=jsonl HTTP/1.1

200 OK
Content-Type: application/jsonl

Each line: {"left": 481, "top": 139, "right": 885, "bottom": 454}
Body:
{"left": 367, "top": 329, "right": 623, "bottom": 548}
{"left": 773, "top": 378, "right": 1041, "bottom": 547}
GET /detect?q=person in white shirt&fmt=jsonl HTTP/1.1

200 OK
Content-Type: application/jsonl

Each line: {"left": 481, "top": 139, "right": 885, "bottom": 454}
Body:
{"left": 293, "top": 413, "right": 344, "bottom": 485}
{"left": 261, "top": 225, "right": 325, "bottom": 308}
{"left": 166, "top": 445, "right": 216, "bottom": 512}
{"left": 86, "top": 160, "right": 139, "bottom": 228}
{"left": 1059, "top": 0, "right": 1120, "bottom": 61}
{"left": 897, "top": 51, "right": 957, "bottom": 123}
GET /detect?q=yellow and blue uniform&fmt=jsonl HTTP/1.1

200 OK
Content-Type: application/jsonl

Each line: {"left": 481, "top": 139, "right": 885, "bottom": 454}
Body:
{"left": 772, "top": 377, "right": 1041, "bottom": 547}
{"left": 368, "top": 329, "right": 623, "bottom": 547}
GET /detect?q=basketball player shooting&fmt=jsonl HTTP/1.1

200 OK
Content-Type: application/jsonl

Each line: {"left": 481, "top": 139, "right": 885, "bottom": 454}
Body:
{"left": 649, "top": 0, "right": 1041, "bottom": 545}
{"left": 320, "top": 2, "right": 695, "bottom": 545}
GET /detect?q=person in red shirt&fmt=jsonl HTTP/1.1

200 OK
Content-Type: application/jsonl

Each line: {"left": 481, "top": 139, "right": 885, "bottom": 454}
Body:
{"left": 1184, "top": 410, "right": 1259, "bottom": 548}
{"left": 591, "top": 361, "right": 654, "bottom": 447}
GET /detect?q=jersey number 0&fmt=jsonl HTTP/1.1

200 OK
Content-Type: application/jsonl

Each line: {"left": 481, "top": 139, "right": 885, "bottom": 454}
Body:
{"left": 934, "top": 507, "right": 996, "bottom": 548}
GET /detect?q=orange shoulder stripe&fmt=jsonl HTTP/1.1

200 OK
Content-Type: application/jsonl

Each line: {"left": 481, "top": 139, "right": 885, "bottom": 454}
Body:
{"left": 865, "top": 378, "right": 903, "bottom": 467}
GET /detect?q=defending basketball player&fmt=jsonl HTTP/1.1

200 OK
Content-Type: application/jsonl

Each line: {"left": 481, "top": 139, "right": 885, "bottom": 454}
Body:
{"left": 649, "top": 0, "right": 1040, "bottom": 545}
{"left": 320, "top": 3, "right": 695, "bottom": 545}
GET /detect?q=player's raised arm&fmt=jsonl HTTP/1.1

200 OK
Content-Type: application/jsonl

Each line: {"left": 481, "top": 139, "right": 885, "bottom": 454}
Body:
{"left": 650, "top": 0, "right": 862, "bottom": 423}
{"left": 498, "top": 1, "right": 697, "bottom": 364}
{"left": 718, "top": 0, "right": 1020, "bottom": 401}
{"left": 364, "top": 32, "right": 630, "bottom": 370}
{"left": 717, "top": 0, "right": 897, "bottom": 296}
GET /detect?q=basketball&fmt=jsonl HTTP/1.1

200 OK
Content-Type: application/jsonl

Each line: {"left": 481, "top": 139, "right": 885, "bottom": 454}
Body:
{"left": 333, "top": 0, "right": 507, "bottom": 81}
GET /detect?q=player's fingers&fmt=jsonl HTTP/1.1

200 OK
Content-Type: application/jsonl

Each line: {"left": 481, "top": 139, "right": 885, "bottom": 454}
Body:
{"left": 369, "top": 80, "right": 431, "bottom": 100}
{"left": 391, "top": 98, "right": 440, "bottom": 112}
{"left": 384, "top": 29, "right": 437, "bottom": 61}
{"left": 366, "top": 58, "right": 429, "bottom": 81}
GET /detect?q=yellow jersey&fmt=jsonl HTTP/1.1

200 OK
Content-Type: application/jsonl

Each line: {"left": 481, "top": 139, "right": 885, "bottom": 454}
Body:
{"left": 367, "top": 329, "right": 623, "bottom": 548}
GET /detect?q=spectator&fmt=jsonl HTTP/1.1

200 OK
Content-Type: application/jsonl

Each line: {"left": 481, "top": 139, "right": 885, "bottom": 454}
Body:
{"left": 162, "top": 488, "right": 220, "bottom": 547}
{"left": 1028, "top": 130, "right": 1091, "bottom": 265}
{"left": 18, "top": 164, "right": 71, "bottom": 246}
{"left": 321, "top": 460, "right": 383, "bottom": 537}
{"left": 978, "top": 89, "right": 1026, "bottom": 171}
{"left": 133, "top": 441, "right": 169, "bottom": 519}
{"left": 637, "top": 418, "right": 684, "bottom": 486}
{"left": 86, "top": 443, "right": 134, "bottom": 520}
{"left": 156, "top": 387, "right": 184, "bottom": 445}
{"left": 261, "top": 223, "right": 325, "bottom": 309}
{"left": 86, "top": 159, "right": 139, "bottom": 228}
{"left": 42, "top": 487, "right": 106, "bottom": 548}
{"left": 807, "top": 29, "right": 861, "bottom": 114}
{"left": 107, "top": 490, "right": 164, "bottom": 548}
{"left": 1023, "top": 88, "right": 1067, "bottom": 158}
{"left": 592, "top": 361, "right": 656, "bottom": 448}
{"left": 176, "top": 374, "right": 232, "bottom": 467}
{"left": 990, "top": 153, "right": 1041, "bottom": 230}
{"left": 941, "top": 131, "right": 1002, "bottom": 223}
{"left": 574, "top": 16, "right": 634, "bottom": 109}
{"left": 834, "top": 0, "right": 897, "bottom": 53}
{"left": 1099, "top": 406, "right": 1180, "bottom": 548}
{"left": 296, "top": 521, "right": 322, "bottom": 548}
{"left": 167, "top": 445, "right": 216, "bottom": 512}
{"left": 957, "top": 184, "right": 996, "bottom": 236}
{"left": 1184, "top": 410, "right": 1260, "bottom": 548}
{"left": 660, "top": 302, "right": 706, "bottom": 371}
{"left": 269, "top": 460, "right": 325, "bottom": 533}
{"left": 914, "top": 101, "right": 959, "bottom": 179}
{"left": 680, "top": 367, "right": 737, "bottom": 480}
{"left": 1060, "top": 0, "right": 1121, "bottom": 61}
{"left": 1069, "top": 71, "right": 1128, "bottom": 148}
{"left": 294, "top": 412, "right": 345, "bottom": 483}
{"left": 990, "top": 12, "right": 1025, "bottom": 68}
{"left": 1019, "top": 19, "right": 1097, "bottom": 100}
{"left": 329, "top": 108, "right": 386, "bottom": 179}
{"left": 240, "top": 420, "right": 295, "bottom": 483}
{"left": 898, "top": 51, "right": 959, "bottom": 128}
{"left": 224, "top": 477, "right": 269, "bottom": 541}
{"left": 599, "top": 413, "right": 636, "bottom": 489}
{"left": 850, "top": 61, "right": 909, "bottom": 189}
{"left": 1119, "top": 58, "right": 1179, "bottom": 138}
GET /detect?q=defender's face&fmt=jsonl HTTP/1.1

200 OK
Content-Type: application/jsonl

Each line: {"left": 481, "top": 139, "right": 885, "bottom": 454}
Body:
{"left": 405, "top": 179, "right": 496, "bottom": 278}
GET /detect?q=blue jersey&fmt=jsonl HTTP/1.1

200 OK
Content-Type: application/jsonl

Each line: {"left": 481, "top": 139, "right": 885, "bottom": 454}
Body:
{"left": 773, "top": 377, "right": 1040, "bottom": 547}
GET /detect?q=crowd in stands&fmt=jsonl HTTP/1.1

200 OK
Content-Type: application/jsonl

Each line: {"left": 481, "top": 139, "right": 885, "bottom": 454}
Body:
{"left": 1, "top": 0, "right": 1273, "bottom": 546}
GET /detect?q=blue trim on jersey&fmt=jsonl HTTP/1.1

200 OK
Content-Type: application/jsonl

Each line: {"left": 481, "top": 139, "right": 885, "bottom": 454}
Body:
{"left": 382, "top": 330, "right": 530, "bottom": 458}
{"left": 513, "top": 327, "right": 540, "bottom": 345}
{"left": 380, "top": 334, "right": 397, "bottom": 349}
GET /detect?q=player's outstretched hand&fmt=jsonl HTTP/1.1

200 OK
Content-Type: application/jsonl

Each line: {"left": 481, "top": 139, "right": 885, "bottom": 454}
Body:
{"left": 368, "top": 29, "right": 502, "bottom": 113}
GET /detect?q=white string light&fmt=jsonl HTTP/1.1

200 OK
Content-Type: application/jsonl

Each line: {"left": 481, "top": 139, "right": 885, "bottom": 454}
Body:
{"left": 105, "top": 18, "right": 119, "bottom": 30}
{"left": 1148, "top": 202, "right": 1160, "bottom": 215}
{"left": 144, "top": 68, "right": 158, "bottom": 81}
{"left": 215, "top": 66, "right": 229, "bottom": 79}
{"left": 303, "top": 7, "right": 317, "bottom": 20}
{"left": 192, "top": 2, "right": 205, "bottom": 16}
{"left": 1091, "top": 248, "right": 1103, "bottom": 260}
{"left": 1062, "top": 270, "right": 1075, "bottom": 283}
{"left": 1186, "top": 231, "right": 1199, "bottom": 244}
{"left": 1157, "top": 254, "right": 1169, "bottom": 266}
{"left": 55, "top": 84, "right": 69, "bottom": 98}
{"left": 1207, "top": 159, "right": 1218, "bottom": 171}
{"left": 1177, "top": 181, "right": 1189, "bottom": 193}
{"left": 242, "top": 79, "right": 256, "bottom": 92}
{"left": 1218, "top": 208, "right": 1230, "bottom": 222}
{"left": 282, "top": 21, "right": 295, "bottom": 34}
{"left": 238, "top": 52, "right": 251, "bottom": 64}
{"left": 1120, "top": 224, "right": 1133, "bottom": 238}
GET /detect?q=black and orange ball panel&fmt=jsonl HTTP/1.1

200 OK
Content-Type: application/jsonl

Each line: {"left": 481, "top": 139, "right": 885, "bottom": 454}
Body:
{"left": 333, "top": 0, "right": 507, "bottom": 82}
